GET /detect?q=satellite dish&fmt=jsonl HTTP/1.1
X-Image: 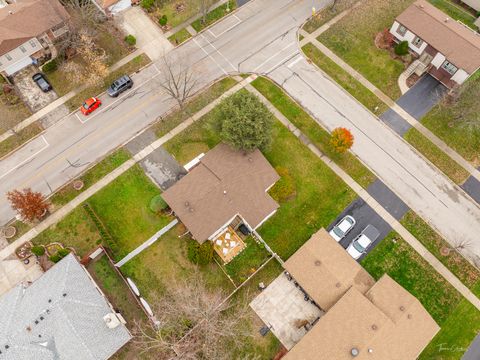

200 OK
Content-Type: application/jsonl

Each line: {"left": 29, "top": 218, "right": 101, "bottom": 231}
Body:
{"left": 126, "top": 278, "right": 140, "bottom": 297}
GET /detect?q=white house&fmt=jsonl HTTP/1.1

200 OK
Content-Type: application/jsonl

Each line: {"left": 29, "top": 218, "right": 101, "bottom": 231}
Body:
{"left": 390, "top": 0, "right": 480, "bottom": 88}
{"left": 0, "top": 0, "right": 70, "bottom": 76}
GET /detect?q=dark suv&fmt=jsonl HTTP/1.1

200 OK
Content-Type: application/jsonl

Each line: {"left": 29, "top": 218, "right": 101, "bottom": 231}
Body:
{"left": 107, "top": 75, "right": 133, "bottom": 97}
{"left": 32, "top": 73, "right": 52, "bottom": 92}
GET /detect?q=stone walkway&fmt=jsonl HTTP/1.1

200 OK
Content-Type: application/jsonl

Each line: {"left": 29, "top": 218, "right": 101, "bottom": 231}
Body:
{"left": 246, "top": 80, "right": 480, "bottom": 312}
{"left": 0, "top": 78, "right": 248, "bottom": 261}
{"left": 299, "top": 13, "right": 480, "bottom": 184}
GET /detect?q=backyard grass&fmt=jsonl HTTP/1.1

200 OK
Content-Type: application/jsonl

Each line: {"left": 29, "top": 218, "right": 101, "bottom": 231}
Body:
{"left": 88, "top": 164, "right": 173, "bottom": 261}
{"left": 403, "top": 128, "right": 470, "bottom": 185}
{"left": 301, "top": 44, "right": 389, "bottom": 114}
{"left": 164, "top": 90, "right": 356, "bottom": 259}
{"left": 168, "top": 27, "right": 192, "bottom": 46}
{"left": 251, "top": 76, "right": 377, "bottom": 188}
{"left": 64, "top": 54, "right": 151, "bottom": 112}
{"left": 224, "top": 236, "right": 272, "bottom": 286}
{"left": 152, "top": 77, "right": 237, "bottom": 138}
{"left": 0, "top": 122, "right": 42, "bottom": 159}
{"left": 428, "top": 0, "right": 478, "bottom": 30}
{"left": 421, "top": 75, "right": 480, "bottom": 165}
{"left": 303, "top": 0, "right": 359, "bottom": 33}
{"left": 317, "top": 0, "right": 415, "bottom": 99}
{"left": 191, "top": 1, "right": 237, "bottom": 32}
{"left": 401, "top": 210, "right": 480, "bottom": 296}
{"left": 362, "top": 231, "right": 480, "bottom": 359}
{"left": 50, "top": 148, "right": 131, "bottom": 206}
{"left": 32, "top": 206, "right": 102, "bottom": 258}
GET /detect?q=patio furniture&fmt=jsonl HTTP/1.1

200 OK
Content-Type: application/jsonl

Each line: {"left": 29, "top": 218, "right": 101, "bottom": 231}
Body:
{"left": 225, "top": 233, "right": 231, "bottom": 240}
{"left": 230, "top": 241, "right": 236, "bottom": 248}
{"left": 216, "top": 239, "right": 222, "bottom": 246}
{"left": 222, "top": 248, "right": 228, "bottom": 255}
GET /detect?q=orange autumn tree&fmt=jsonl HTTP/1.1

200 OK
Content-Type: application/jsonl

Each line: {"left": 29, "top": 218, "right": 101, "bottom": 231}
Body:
{"left": 7, "top": 188, "right": 49, "bottom": 222}
{"left": 330, "top": 127, "right": 354, "bottom": 153}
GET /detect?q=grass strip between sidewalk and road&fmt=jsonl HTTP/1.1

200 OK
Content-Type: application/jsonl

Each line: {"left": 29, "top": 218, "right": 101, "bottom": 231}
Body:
{"left": 302, "top": 0, "right": 359, "bottom": 33}
{"left": 403, "top": 128, "right": 469, "bottom": 185}
{"left": 168, "top": 27, "right": 192, "bottom": 46}
{"left": 64, "top": 54, "right": 151, "bottom": 112}
{"left": 191, "top": 1, "right": 237, "bottom": 33}
{"left": 251, "top": 76, "right": 377, "bottom": 189}
{"left": 302, "top": 43, "right": 388, "bottom": 114}
{"left": 0, "top": 122, "right": 43, "bottom": 160}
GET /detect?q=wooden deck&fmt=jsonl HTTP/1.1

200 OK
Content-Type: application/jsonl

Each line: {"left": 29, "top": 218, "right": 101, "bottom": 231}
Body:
{"left": 213, "top": 226, "right": 246, "bottom": 264}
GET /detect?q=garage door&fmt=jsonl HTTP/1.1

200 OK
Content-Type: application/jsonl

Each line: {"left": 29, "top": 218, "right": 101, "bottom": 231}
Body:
{"left": 4, "top": 57, "right": 33, "bottom": 76}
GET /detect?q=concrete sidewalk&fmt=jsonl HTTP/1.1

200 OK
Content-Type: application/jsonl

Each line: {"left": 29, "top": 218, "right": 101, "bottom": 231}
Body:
{"left": 247, "top": 80, "right": 480, "bottom": 312}
{"left": 0, "top": 78, "right": 248, "bottom": 261}
{"left": 299, "top": 16, "right": 480, "bottom": 185}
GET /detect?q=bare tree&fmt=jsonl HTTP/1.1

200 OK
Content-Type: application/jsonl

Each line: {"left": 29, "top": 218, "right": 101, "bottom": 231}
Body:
{"left": 157, "top": 55, "right": 199, "bottom": 110}
{"left": 199, "top": 0, "right": 215, "bottom": 24}
{"left": 452, "top": 239, "right": 472, "bottom": 252}
{"left": 132, "top": 272, "right": 251, "bottom": 360}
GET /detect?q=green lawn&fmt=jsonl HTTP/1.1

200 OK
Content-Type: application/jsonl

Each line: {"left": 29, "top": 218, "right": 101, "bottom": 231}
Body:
{"left": 403, "top": 128, "right": 469, "bottom": 185}
{"left": 153, "top": 77, "right": 237, "bottom": 138}
{"left": 224, "top": 236, "right": 272, "bottom": 286}
{"left": 303, "top": 0, "right": 359, "bottom": 33}
{"left": 401, "top": 211, "right": 480, "bottom": 296}
{"left": 302, "top": 44, "right": 389, "bottom": 114}
{"left": 32, "top": 206, "right": 102, "bottom": 258}
{"left": 421, "top": 75, "right": 480, "bottom": 165}
{"left": 317, "top": 0, "right": 414, "bottom": 99}
{"left": 0, "top": 122, "right": 42, "bottom": 159}
{"left": 88, "top": 164, "right": 173, "bottom": 261}
{"left": 251, "top": 76, "right": 377, "bottom": 188}
{"left": 51, "top": 148, "right": 131, "bottom": 206}
{"left": 168, "top": 27, "right": 192, "bottom": 46}
{"left": 362, "top": 232, "right": 480, "bottom": 359}
{"left": 191, "top": 1, "right": 237, "bottom": 32}
{"left": 64, "top": 54, "right": 151, "bottom": 112}
{"left": 428, "top": 0, "right": 478, "bottom": 30}
{"left": 150, "top": 0, "right": 201, "bottom": 28}
{"left": 164, "top": 90, "right": 356, "bottom": 259}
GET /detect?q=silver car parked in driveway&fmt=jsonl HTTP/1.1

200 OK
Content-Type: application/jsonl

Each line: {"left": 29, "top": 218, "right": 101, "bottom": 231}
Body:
{"left": 329, "top": 215, "right": 356, "bottom": 242}
{"left": 346, "top": 225, "right": 380, "bottom": 260}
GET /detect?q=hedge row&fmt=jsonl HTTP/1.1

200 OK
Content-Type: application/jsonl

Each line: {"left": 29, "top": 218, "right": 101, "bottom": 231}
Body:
{"left": 82, "top": 203, "right": 119, "bottom": 256}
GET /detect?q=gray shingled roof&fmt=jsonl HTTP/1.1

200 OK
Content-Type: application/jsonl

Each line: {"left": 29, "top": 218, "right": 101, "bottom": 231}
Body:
{"left": 0, "top": 254, "right": 131, "bottom": 360}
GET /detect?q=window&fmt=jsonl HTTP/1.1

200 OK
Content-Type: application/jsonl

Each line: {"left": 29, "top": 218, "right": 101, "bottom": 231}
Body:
{"left": 29, "top": 39, "right": 37, "bottom": 48}
{"left": 397, "top": 24, "right": 407, "bottom": 36}
{"left": 20, "top": 45, "right": 26, "bottom": 53}
{"left": 5, "top": 54, "right": 12, "bottom": 61}
{"left": 412, "top": 36, "right": 423, "bottom": 47}
{"left": 441, "top": 61, "right": 458, "bottom": 75}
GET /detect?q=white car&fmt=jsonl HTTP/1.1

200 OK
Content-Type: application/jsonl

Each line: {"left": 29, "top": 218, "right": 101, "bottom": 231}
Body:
{"left": 346, "top": 225, "right": 380, "bottom": 260}
{"left": 329, "top": 215, "right": 356, "bottom": 242}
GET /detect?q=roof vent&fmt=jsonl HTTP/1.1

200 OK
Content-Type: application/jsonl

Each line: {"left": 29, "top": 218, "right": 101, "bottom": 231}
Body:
{"left": 184, "top": 201, "right": 190, "bottom": 207}
{"left": 444, "top": 17, "right": 449, "bottom": 22}
{"left": 351, "top": 348, "right": 359, "bottom": 357}
{"left": 371, "top": 324, "right": 378, "bottom": 330}
{"left": 399, "top": 306, "right": 405, "bottom": 311}
{"left": 189, "top": 207, "right": 194, "bottom": 213}
{"left": 223, "top": 190, "right": 227, "bottom": 195}
{"left": 314, "top": 260, "right": 321, "bottom": 266}
{"left": 63, "top": 293, "right": 67, "bottom": 297}
{"left": 368, "top": 349, "right": 373, "bottom": 353}
{"left": 335, "top": 282, "right": 341, "bottom": 288}
{"left": 103, "top": 313, "right": 121, "bottom": 329}
{"left": 407, "top": 314, "right": 412, "bottom": 319}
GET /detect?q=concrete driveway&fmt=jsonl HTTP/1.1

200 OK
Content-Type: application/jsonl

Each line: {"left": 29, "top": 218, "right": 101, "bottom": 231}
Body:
{"left": 0, "top": 256, "right": 43, "bottom": 296}
{"left": 13, "top": 66, "right": 58, "bottom": 113}
{"left": 116, "top": 6, "right": 173, "bottom": 61}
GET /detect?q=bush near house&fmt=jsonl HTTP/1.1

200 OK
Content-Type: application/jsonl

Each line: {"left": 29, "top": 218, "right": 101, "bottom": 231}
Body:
{"left": 31, "top": 245, "right": 45, "bottom": 256}
{"left": 141, "top": 0, "right": 155, "bottom": 11}
{"left": 187, "top": 240, "right": 214, "bottom": 265}
{"left": 394, "top": 40, "right": 409, "bottom": 55}
{"left": 124, "top": 34, "right": 136, "bottom": 46}
{"left": 269, "top": 167, "right": 296, "bottom": 203}
{"left": 42, "top": 59, "right": 58, "bottom": 74}
{"left": 158, "top": 14, "right": 168, "bottom": 26}
{"left": 49, "top": 248, "right": 70, "bottom": 263}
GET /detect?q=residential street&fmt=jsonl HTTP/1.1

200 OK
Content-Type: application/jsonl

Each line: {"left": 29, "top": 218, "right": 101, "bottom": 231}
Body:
{"left": 2, "top": 0, "right": 480, "bottom": 259}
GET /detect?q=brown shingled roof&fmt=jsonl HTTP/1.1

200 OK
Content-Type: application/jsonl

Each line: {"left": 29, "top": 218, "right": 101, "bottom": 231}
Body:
{"left": 396, "top": 0, "right": 480, "bottom": 73}
{"left": 284, "top": 229, "right": 375, "bottom": 310}
{"left": 284, "top": 275, "right": 440, "bottom": 360}
{"left": 0, "top": 0, "right": 70, "bottom": 55}
{"left": 161, "top": 144, "right": 279, "bottom": 243}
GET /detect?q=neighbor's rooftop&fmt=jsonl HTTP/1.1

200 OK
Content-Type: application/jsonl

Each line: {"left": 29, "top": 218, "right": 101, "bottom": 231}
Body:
{"left": 396, "top": 0, "right": 480, "bottom": 73}
{"left": 284, "top": 228, "right": 375, "bottom": 310}
{"left": 162, "top": 144, "right": 279, "bottom": 243}
{"left": 0, "top": 253, "right": 131, "bottom": 360}
{"left": 284, "top": 274, "right": 440, "bottom": 360}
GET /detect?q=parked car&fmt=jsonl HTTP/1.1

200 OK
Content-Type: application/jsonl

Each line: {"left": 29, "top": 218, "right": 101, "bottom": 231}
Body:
{"left": 32, "top": 73, "right": 52, "bottom": 92}
{"left": 329, "top": 215, "right": 356, "bottom": 241}
{"left": 346, "top": 225, "right": 380, "bottom": 260}
{"left": 107, "top": 75, "right": 133, "bottom": 97}
{"left": 80, "top": 97, "right": 102, "bottom": 115}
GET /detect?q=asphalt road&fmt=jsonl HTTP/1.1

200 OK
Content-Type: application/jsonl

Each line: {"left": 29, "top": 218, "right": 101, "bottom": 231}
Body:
{"left": 2, "top": 0, "right": 480, "bottom": 259}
